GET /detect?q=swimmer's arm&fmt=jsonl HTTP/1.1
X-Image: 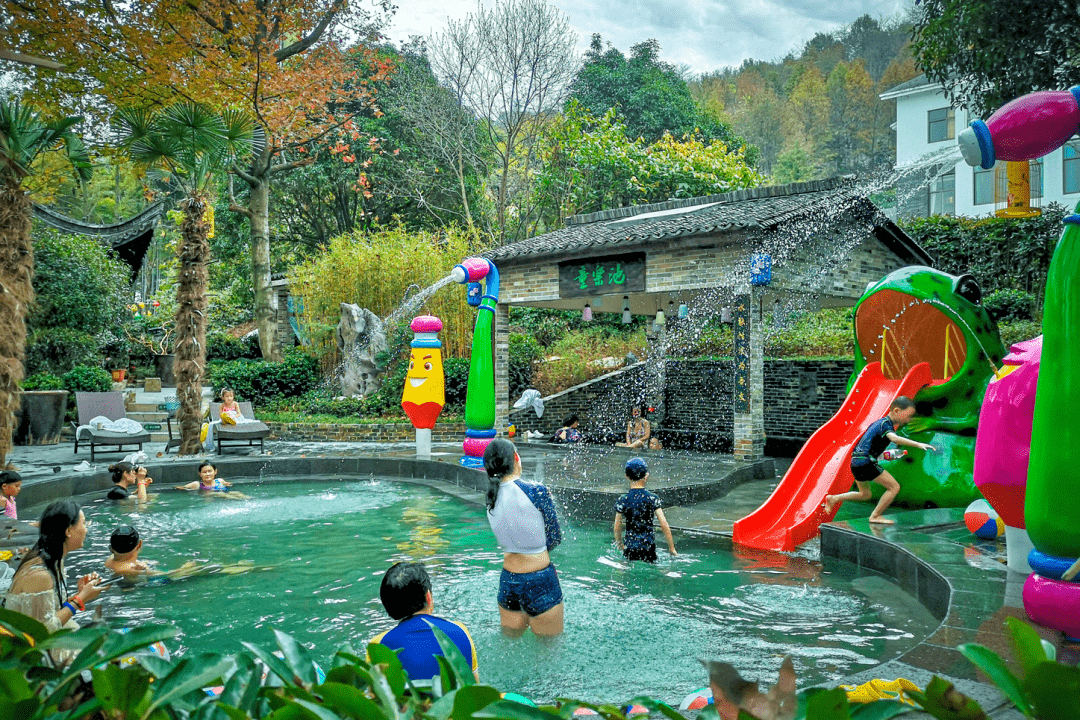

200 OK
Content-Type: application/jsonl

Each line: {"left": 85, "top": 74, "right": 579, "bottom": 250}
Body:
{"left": 641, "top": 419, "right": 651, "bottom": 442}
{"left": 655, "top": 508, "right": 677, "bottom": 555}
{"left": 176, "top": 481, "right": 200, "bottom": 491}
{"left": 885, "top": 432, "right": 935, "bottom": 452}
{"left": 613, "top": 513, "right": 624, "bottom": 550}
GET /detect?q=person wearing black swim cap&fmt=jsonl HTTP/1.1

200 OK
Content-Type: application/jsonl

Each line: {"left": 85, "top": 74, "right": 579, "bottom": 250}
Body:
{"left": 105, "top": 525, "right": 150, "bottom": 578}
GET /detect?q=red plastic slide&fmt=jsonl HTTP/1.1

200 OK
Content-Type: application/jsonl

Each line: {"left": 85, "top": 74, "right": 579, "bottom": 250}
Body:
{"left": 732, "top": 362, "right": 933, "bottom": 552}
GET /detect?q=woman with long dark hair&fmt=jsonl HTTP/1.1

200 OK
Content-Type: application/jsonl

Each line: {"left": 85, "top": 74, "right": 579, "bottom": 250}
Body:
{"left": 4, "top": 499, "right": 103, "bottom": 664}
{"left": 483, "top": 438, "right": 564, "bottom": 637}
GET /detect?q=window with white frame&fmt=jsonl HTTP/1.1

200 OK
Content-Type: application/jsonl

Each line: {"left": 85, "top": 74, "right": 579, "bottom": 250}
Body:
{"left": 928, "top": 107, "right": 955, "bottom": 143}
{"left": 928, "top": 170, "right": 955, "bottom": 216}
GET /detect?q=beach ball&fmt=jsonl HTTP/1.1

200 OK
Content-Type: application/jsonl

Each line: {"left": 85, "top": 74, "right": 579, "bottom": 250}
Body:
{"left": 965, "top": 499, "right": 1004, "bottom": 539}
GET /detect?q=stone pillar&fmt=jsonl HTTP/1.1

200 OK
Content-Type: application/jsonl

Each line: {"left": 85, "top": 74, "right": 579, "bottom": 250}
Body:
{"left": 494, "top": 301, "right": 510, "bottom": 432}
{"left": 733, "top": 287, "right": 765, "bottom": 460}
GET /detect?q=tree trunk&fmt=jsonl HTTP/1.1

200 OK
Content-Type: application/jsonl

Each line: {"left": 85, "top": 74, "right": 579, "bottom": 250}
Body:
{"left": 0, "top": 178, "right": 32, "bottom": 467}
{"left": 175, "top": 195, "right": 211, "bottom": 455}
{"left": 248, "top": 176, "right": 278, "bottom": 360}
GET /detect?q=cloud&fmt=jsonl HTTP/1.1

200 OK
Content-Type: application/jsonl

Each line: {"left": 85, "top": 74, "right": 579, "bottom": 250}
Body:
{"left": 384, "top": 0, "right": 907, "bottom": 73}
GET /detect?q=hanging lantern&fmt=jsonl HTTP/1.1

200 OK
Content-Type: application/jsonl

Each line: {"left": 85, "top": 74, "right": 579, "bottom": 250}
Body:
{"left": 678, "top": 301, "right": 689, "bottom": 319}
{"left": 654, "top": 308, "right": 666, "bottom": 327}
{"left": 622, "top": 296, "right": 632, "bottom": 324}
{"left": 582, "top": 302, "right": 593, "bottom": 322}
{"left": 721, "top": 306, "right": 732, "bottom": 323}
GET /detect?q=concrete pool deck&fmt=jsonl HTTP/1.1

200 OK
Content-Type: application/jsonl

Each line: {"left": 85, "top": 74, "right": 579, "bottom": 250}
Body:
{"left": 1, "top": 436, "right": 1072, "bottom": 717}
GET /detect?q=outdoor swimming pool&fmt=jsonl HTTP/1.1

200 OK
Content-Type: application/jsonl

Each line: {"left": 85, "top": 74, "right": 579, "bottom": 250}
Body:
{"left": 63, "top": 478, "right": 936, "bottom": 704}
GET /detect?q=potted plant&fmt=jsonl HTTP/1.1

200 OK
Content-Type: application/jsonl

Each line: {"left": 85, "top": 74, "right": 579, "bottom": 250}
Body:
{"left": 14, "top": 373, "right": 69, "bottom": 445}
{"left": 127, "top": 322, "right": 175, "bottom": 387}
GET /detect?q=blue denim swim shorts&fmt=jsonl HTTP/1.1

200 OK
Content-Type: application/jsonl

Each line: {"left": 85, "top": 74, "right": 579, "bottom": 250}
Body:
{"left": 497, "top": 564, "right": 563, "bottom": 616}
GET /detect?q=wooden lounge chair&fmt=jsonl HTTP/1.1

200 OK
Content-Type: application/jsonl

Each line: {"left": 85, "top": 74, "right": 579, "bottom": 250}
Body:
{"left": 209, "top": 402, "right": 270, "bottom": 455}
{"left": 71, "top": 392, "right": 151, "bottom": 462}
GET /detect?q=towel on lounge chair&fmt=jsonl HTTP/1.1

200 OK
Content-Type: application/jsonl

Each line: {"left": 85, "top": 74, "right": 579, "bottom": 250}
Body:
{"left": 76, "top": 416, "right": 146, "bottom": 440}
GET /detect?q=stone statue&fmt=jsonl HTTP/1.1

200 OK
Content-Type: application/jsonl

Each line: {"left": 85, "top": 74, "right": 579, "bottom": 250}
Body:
{"left": 336, "top": 303, "right": 388, "bottom": 397}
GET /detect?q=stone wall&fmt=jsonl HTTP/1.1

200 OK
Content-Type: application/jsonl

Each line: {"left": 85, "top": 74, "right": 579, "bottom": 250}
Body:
{"left": 511, "top": 358, "right": 855, "bottom": 452}
{"left": 508, "top": 363, "right": 648, "bottom": 441}
{"left": 267, "top": 422, "right": 467, "bottom": 443}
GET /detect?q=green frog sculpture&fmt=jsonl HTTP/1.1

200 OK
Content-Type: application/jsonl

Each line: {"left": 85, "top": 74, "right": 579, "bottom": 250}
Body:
{"left": 850, "top": 266, "right": 1007, "bottom": 508}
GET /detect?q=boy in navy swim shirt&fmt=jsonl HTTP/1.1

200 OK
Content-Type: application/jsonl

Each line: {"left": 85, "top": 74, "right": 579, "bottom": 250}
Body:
{"left": 614, "top": 458, "right": 677, "bottom": 562}
{"left": 823, "top": 396, "right": 935, "bottom": 524}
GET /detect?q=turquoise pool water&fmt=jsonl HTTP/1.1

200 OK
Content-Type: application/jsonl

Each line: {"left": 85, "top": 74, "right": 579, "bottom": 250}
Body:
{"left": 68, "top": 478, "right": 934, "bottom": 704}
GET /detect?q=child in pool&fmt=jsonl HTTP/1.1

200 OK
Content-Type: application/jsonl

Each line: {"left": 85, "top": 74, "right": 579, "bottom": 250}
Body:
{"left": 176, "top": 462, "right": 249, "bottom": 499}
{"left": 105, "top": 524, "right": 259, "bottom": 585}
{"left": 823, "top": 396, "right": 936, "bottom": 524}
{"left": 613, "top": 457, "right": 677, "bottom": 562}
{"left": 105, "top": 524, "right": 151, "bottom": 578}
{"left": 2, "top": 470, "right": 22, "bottom": 519}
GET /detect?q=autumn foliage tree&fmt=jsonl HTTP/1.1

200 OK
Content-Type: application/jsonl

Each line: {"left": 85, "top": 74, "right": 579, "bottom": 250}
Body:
{"left": 5, "top": 0, "right": 393, "bottom": 359}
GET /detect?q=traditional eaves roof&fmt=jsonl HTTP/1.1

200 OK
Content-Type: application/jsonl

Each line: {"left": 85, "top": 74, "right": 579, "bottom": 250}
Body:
{"left": 32, "top": 201, "right": 166, "bottom": 274}
{"left": 485, "top": 177, "right": 932, "bottom": 266}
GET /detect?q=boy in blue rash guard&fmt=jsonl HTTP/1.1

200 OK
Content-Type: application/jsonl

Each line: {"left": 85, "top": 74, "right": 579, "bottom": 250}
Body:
{"left": 372, "top": 562, "right": 479, "bottom": 682}
{"left": 824, "top": 396, "right": 935, "bottom": 524}
{"left": 614, "top": 458, "right": 677, "bottom": 562}
{"left": 483, "top": 438, "right": 564, "bottom": 638}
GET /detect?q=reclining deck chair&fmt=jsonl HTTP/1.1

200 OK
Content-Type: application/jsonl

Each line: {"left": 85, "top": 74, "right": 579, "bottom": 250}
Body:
{"left": 209, "top": 402, "right": 270, "bottom": 454}
{"left": 72, "top": 392, "right": 151, "bottom": 462}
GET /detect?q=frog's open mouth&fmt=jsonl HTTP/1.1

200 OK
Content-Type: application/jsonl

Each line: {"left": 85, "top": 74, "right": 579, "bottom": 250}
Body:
{"left": 855, "top": 289, "right": 965, "bottom": 382}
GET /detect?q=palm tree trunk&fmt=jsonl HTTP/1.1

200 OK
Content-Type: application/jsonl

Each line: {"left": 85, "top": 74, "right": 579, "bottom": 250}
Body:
{"left": 0, "top": 178, "right": 32, "bottom": 467}
{"left": 175, "top": 195, "right": 210, "bottom": 455}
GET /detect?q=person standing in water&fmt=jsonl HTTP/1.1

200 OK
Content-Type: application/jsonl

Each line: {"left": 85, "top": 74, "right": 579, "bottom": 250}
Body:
{"left": 483, "top": 438, "right": 564, "bottom": 637}
{"left": 614, "top": 458, "right": 677, "bottom": 562}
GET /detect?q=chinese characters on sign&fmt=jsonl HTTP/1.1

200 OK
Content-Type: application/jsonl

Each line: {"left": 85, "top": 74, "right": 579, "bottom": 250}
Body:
{"left": 733, "top": 294, "right": 750, "bottom": 412}
{"left": 559, "top": 253, "right": 646, "bottom": 299}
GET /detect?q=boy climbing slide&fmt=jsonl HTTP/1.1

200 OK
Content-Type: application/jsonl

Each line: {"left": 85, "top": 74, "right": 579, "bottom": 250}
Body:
{"left": 823, "top": 396, "right": 935, "bottom": 524}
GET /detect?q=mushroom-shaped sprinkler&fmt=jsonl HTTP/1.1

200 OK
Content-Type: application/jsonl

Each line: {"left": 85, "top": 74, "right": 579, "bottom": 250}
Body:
{"left": 450, "top": 258, "right": 500, "bottom": 468}
{"left": 401, "top": 315, "right": 446, "bottom": 458}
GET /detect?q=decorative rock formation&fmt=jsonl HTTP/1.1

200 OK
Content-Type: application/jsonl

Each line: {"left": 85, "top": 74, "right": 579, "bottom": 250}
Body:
{"left": 336, "top": 303, "right": 388, "bottom": 397}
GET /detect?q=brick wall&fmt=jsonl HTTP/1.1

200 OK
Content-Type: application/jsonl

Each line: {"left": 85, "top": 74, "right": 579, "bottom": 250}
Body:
{"left": 510, "top": 359, "right": 855, "bottom": 452}
{"left": 508, "top": 363, "right": 648, "bottom": 441}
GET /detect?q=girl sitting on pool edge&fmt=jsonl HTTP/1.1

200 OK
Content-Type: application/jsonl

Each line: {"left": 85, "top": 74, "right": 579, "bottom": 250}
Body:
{"left": 176, "top": 462, "right": 249, "bottom": 499}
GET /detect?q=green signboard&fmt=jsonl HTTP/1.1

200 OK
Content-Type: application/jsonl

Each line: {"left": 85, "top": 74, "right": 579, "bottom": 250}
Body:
{"left": 559, "top": 253, "right": 645, "bottom": 299}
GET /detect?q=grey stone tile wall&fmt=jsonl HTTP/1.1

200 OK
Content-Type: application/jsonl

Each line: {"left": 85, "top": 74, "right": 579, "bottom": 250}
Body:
{"left": 511, "top": 359, "right": 855, "bottom": 450}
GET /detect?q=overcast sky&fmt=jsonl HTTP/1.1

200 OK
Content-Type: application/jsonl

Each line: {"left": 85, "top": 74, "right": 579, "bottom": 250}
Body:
{"left": 383, "top": 0, "right": 911, "bottom": 75}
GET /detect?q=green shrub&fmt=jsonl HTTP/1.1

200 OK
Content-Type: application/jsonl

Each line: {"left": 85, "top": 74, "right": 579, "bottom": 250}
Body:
{"left": 443, "top": 356, "right": 470, "bottom": 410}
{"left": 207, "top": 331, "right": 261, "bottom": 362}
{"left": 984, "top": 288, "right": 1035, "bottom": 322}
{"left": 765, "top": 309, "right": 854, "bottom": 358}
{"left": 62, "top": 365, "right": 112, "bottom": 393}
{"left": 509, "top": 333, "right": 542, "bottom": 397}
{"left": 270, "top": 387, "right": 365, "bottom": 418}
{"left": 532, "top": 328, "right": 648, "bottom": 394}
{"left": 24, "top": 327, "right": 102, "bottom": 375}
{"left": 998, "top": 319, "right": 1042, "bottom": 348}
{"left": 21, "top": 372, "right": 64, "bottom": 390}
{"left": 360, "top": 360, "right": 409, "bottom": 418}
{"left": 211, "top": 349, "right": 320, "bottom": 407}
{"left": 29, "top": 228, "right": 131, "bottom": 335}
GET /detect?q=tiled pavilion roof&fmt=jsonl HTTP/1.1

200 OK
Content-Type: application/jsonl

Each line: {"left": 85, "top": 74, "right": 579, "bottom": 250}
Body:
{"left": 485, "top": 177, "right": 932, "bottom": 266}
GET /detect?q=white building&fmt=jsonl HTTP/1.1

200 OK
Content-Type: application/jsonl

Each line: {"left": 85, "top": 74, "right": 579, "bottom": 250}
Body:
{"left": 881, "top": 74, "right": 1080, "bottom": 218}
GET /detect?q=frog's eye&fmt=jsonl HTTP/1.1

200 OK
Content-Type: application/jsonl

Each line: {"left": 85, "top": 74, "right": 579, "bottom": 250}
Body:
{"left": 409, "top": 361, "right": 414, "bottom": 370}
{"left": 954, "top": 274, "right": 982, "bottom": 305}
{"left": 424, "top": 362, "right": 432, "bottom": 371}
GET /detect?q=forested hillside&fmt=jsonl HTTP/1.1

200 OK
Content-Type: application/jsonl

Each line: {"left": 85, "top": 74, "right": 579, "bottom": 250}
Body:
{"left": 690, "top": 14, "right": 920, "bottom": 182}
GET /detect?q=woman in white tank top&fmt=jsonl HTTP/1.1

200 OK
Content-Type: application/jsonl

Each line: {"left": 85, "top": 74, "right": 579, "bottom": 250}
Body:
{"left": 483, "top": 439, "right": 564, "bottom": 637}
